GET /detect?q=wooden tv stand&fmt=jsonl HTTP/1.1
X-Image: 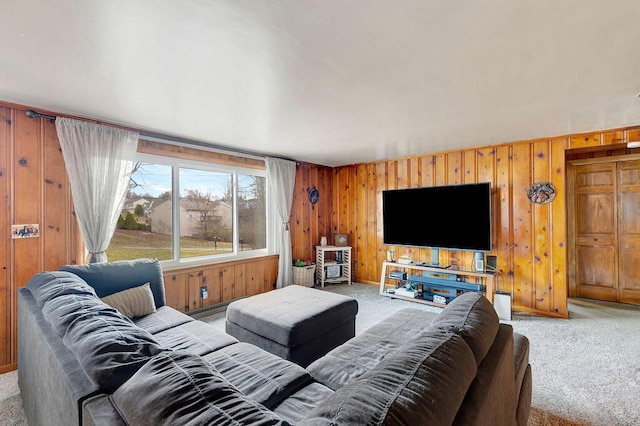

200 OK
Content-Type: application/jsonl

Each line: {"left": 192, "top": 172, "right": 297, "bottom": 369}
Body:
{"left": 379, "top": 261, "right": 495, "bottom": 308}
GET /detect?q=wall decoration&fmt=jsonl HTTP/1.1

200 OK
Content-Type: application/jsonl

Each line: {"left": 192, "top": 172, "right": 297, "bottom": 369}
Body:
{"left": 308, "top": 187, "right": 320, "bottom": 205}
{"left": 527, "top": 182, "right": 556, "bottom": 204}
{"left": 12, "top": 224, "right": 40, "bottom": 239}
{"left": 334, "top": 233, "right": 348, "bottom": 246}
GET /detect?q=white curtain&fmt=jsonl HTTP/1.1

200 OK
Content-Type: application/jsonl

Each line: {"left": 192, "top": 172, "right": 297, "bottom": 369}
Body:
{"left": 266, "top": 157, "right": 297, "bottom": 288}
{"left": 56, "top": 117, "right": 139, "bottom": 263}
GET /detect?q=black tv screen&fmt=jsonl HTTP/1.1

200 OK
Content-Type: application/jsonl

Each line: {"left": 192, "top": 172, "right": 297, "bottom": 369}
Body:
{"left": 382, "top": 182, "right": 492, "bottom": 252}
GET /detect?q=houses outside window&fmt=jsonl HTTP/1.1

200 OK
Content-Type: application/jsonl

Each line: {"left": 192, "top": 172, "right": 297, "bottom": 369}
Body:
{"left": 108, "top": 152, "right": 267, "bottom": 265}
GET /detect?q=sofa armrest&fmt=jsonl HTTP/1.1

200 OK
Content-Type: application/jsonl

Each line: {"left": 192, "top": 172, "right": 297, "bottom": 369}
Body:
{"left": 454, "top": 324, "right": 517, "bottom": 426}
{"left": 516, "top": 364, "right": 532, "bottom": 426}
{"left": 513, "top": 332, "right": 530, "bottom": 398}
{"left": 18, "top": 288, "right": 101, "bottom": 426}
{"left": 514, "top": 333, "right": 531, "bottom": 425}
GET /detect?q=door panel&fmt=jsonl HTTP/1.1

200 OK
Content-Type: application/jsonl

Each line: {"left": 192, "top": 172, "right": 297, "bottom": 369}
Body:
{"left": 619, "top": 249, "right": 640, "bottom": 304}
{"left": 577, "top": 193, "right": 615, "bottom": 234}
{"left": 617, "top": 160, "right": 640, "bottom": 304}
{"left": 618, "top": 163, "right": 640, "bottom": 186}
{"left": 577, "top": 245, "right": 617, "bottom": 301}
{"left": 576, "top": 166, "right": 614, "bottom": 187}
{"left": 618, "top": 192, "right": 640, "bottom": 235}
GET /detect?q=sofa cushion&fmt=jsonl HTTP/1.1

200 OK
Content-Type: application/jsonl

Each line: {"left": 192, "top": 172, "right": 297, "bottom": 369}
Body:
{"left": 101, "top": 282, "right": 156, "bottom": 318}
{"left": 82, "top": 395, "right": 126, "bottom": 426}
{"left": 111, "top": 351, "right": 290, "bottom": 426}
{"left": 63, "top": 310, "right": 166, "bottom": 393}
{"left": 133, "top": 305, "right": 194, "bottom": 334}
{"left": 273, "top": 383, "right": 335, "bottom": 424}
{"left": 26, "top": 271, "right": 97, "bottom": 307}
{"left": 300, "top": 330, "right": 477, "bottom": 426}
{"left": 203, "top": 342, "right": 313, "bottom": 409}
{"left": 154, "top": 320, "right": 238, "bottom": 356}
{"left": 60, "top": 258, "right": 166, "bottom": 309}
{"left": 42, "top": 293, "right": 117, "bottom": 336}
{"left": 429, "top": 292, "right": 499, "bottom": 365}
{"left": 307, "top": 308, "right": 438, "bottom": 390}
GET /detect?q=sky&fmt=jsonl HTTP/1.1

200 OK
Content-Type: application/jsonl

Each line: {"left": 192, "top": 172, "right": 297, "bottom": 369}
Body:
{"left": 130, "top": 163, "right": 259, "bottom": 199}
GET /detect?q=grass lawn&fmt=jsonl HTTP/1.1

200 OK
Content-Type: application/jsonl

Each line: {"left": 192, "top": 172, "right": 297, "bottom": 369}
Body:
{"left": 107, "top": 229, "right": 233, "bottom": 261}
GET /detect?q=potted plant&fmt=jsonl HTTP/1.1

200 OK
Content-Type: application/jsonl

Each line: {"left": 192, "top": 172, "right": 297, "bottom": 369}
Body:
{"left": 293, "top": 259, "right": 315, "bottom": 287}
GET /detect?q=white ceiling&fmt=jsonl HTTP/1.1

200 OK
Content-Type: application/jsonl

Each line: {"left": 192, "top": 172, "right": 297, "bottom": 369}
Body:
{"left": 1, "top": 1, "right": 639, "bottom": 167}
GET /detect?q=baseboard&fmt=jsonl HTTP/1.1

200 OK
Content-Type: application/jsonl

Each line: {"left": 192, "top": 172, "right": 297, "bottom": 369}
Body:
{"left": 0, "top": 363, "right": 17, "bottom": 374}
{"left": 189, "top": 303, "right": 230, "bottom": 319}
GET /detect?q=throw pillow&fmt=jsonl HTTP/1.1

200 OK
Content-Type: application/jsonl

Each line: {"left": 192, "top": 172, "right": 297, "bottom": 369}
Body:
{"left": 101, "top": 282, "right": 156, "bottom": 318}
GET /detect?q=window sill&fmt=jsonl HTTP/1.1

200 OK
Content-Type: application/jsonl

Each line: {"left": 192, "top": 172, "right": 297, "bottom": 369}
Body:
{"left": 160, "top": 249, "right": 271, "bottom": 272}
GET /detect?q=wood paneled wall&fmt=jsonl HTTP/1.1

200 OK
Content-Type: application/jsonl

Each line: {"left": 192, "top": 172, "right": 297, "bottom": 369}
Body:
{"left": 0, "top": 102, "right": 281, "bottom": 373}
{"left": 3, "top": 97, "right": 640, "bottom": 375}
{"left": 330, "top": 127, "right": 640, "bottom": 318}
{"left": 290, "top": 162, "right": 333, "bottom": 262}
{"left": 0, "top": 104, "right": 84, "bottom": 373}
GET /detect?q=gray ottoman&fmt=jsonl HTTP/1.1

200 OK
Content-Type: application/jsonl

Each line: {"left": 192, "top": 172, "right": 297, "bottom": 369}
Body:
{"left": 225, "top": 285, "right": 358, "bottom": 367}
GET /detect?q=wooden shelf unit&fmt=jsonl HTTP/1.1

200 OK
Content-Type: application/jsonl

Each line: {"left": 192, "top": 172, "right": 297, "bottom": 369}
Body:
{"left": 379, "top": 261, "right": 495, "bottom": 308}
{"left": 315, "top": 245, "right": 352, "bottom": 288}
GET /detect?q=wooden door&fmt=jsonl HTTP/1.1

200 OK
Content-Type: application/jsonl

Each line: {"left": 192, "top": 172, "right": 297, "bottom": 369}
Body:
{"left": 569, "top": 158, "right": 640, "bottom": 304}
{"left": 617, "top": 160, "right": 640, "bottom": 304}
{"left": 573, "top": 163, "right": 618, "bottom": 301}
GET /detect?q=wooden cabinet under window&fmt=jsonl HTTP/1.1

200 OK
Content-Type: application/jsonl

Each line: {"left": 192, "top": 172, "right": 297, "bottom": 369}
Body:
{"left": 163, "top": 255, "right": 279, "bottom": 313}
{"left": 568, "top": 156, "right": 640, "bottom": 305}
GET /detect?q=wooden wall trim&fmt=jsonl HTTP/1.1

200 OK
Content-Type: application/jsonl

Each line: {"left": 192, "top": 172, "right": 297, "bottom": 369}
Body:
{"left": 138, "top": 139, "right": 265, "bottom": 170}
{"left": 353, "top": 126, "right": 640, "bottom": 167}
{"left": 0, "top": 100, "right": 272, "bottom": 169}
{"left": 162, "top": 254, "right": 279, "bottom": 274}
{"left": 0, "top": 363, "right": 17, "bottom": 375}
{"left": 566, "top": 152, "right": 640, "bottom": 166}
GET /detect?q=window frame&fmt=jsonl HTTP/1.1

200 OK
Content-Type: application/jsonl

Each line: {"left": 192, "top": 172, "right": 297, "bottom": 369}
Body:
{"left": 128, "top": 152, "right": 268, "bottom": 268}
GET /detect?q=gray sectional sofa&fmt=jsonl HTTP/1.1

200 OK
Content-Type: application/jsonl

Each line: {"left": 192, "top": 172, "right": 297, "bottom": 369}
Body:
{"left": 18, "top": 258, "right": 531, "bottom": 425}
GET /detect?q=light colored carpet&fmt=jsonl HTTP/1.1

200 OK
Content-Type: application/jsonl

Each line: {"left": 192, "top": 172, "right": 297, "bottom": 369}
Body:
{"left": 2, "top": 283, "right": 638, "bottom": 425}
{"left": 0, "top": 370, "right": 25, "bottom": 426}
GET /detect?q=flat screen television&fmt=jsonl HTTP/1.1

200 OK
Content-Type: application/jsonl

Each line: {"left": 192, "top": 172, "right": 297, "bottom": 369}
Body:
{"left": 382, "top": 182, "right": 492, "bottom": 252}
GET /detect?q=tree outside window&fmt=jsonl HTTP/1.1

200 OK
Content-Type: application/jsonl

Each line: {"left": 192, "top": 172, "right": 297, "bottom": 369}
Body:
{"left": 107, "top": 156, "right": 267, "bottom": 264}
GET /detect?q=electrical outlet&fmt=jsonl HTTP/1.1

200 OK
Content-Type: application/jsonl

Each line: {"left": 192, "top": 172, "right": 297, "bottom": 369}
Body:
{"left": 200, "top": 286, "right": 208, "bottom": 300}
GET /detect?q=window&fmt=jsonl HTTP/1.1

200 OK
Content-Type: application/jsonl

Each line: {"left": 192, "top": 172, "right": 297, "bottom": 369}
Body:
{"left": 238, "top": 173, "right": 267, "bottom": 252}
{"left": 107, "top": 153, "right": 267, "bottom": 265}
